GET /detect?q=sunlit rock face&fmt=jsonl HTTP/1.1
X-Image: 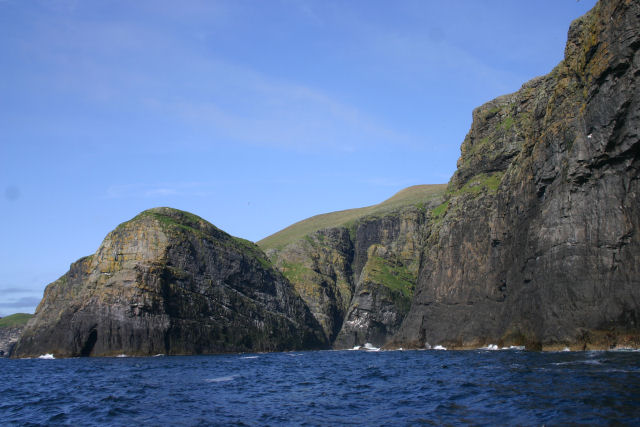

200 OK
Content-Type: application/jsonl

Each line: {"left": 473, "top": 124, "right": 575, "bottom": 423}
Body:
{"left": 13, "top": 208, "right": 326, "bottom": 358}
{"left": 267, "top": 202, "right": 442, "bottom": 348}
{"left": 393, "top": 0, "right": 640, "bottom": 351}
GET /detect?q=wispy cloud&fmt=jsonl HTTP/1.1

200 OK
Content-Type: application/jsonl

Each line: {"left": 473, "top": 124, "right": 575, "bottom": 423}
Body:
{"left": 0, "top": 287, "right": 38, "bottom": 294}
{"left": 0, "top": 296, "right": 41, "bottom": 309}
{"left": 22, "top": 11, "right": 414, "bottom": 154}
{"left": 106, "top": 182, "right": 218, "bottom": 199}
{"left": 142, "top": 59, "right": 415, "bottom": 153}
{"left": 338, "top": 11, "right": 524, "bottom": 96}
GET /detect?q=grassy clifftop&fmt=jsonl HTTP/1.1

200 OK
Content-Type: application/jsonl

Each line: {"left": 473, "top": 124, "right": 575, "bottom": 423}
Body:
{"left": 0, "top": 313, "right": 33, "bottom": 328}
{"left": 258, "top": 184, "right": 446, "bottom": 251}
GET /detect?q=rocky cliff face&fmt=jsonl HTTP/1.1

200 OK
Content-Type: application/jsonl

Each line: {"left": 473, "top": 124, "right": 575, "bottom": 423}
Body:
{"left": 0, "top": 327, "right": 24, "bottom": 356}
{"left": 0, "top": 314, "right": 33, "bottom": 356}
{"left": 393, "top": 0, "right": 640, "bottom": 350}
{"left": 14, "top": 0, "right": 638, "bottom": 356}
{"left": 269, "top": 199, "right": 444, "bottom": 348}
{"left": 13, "top": 208, "right": 326, "bottom": 358}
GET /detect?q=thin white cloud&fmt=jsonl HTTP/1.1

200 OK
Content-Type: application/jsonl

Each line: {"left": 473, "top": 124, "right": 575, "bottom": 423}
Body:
{"left": 142, "top": 59, "right": 415, "bottom": 152}
{"left": 0, "top": 287, "right": 38, "bottom": 294}
{"left": 106, "top": 182, "right": 218, "bottom": 199}
{"left": 23, "top": 12, "right": 416, "bottom": 154}
{"left": 0, "top": 296, "right": 41, "bottom": 308}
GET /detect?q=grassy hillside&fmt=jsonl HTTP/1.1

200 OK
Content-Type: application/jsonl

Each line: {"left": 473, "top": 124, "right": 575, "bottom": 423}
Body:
{"left": 0, "top": 313, "right": 33, "bottom": 328}
{"left": 258, "top": 184, "right": 447, "bottom": 251}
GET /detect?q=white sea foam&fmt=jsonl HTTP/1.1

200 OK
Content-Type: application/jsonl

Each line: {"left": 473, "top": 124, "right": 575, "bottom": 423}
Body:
{"left": 611, "top": 347, "right": 640, "bottom": 352}
{"left": 480, "top": 344, "right": 499, "bottom": 351}
{"left": 502, "top": 346, "right": 525, "bottom": 351}
{"left": 349, "top": 346, "right": 361, "bottom": 351}
{"left": 204, "top": 375, "right": 237, "bottom": 383}
{"left": 433, "top": 345, "right": 447, "bottom": 350}
{"left": 562, "top": 347, "right": 571, "bottom": 352}
{"left": 153, "top": 354, "right": 165, "bottom": 357}
{"left": 363, "top": 343, "right": 380, "bottom": 351}
{"left": 115, "top": 354, "right": 128, "bottom": 358}
{"left": 38, "top": 354, "right": 55, "bottom": 359}
{"left": 240, "top": 356, "right": 259, "bottom": 359}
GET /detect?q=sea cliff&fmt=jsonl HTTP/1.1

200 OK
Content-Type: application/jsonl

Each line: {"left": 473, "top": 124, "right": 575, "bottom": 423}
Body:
{"left": 13, "top": 208, "right": 325, "bottom": 358}
{"left": 392, "top": 0, "right": 640, "bottom": 350}
{"left": 12, "top": 0, "right": 640, "bottom": 356}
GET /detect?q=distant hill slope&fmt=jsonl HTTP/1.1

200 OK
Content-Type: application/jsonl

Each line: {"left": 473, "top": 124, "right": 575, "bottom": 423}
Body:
{"left": 258, "top": 184, "right": 447, "bottom": 251}
{"left": 0, "top": 313, "right": 33, "bottom": 328}
{"left": 392, "top": 0, "right": 640, "bottom": 351}
{"left": 0, "top": 313, "right": 33, "bottom": 356}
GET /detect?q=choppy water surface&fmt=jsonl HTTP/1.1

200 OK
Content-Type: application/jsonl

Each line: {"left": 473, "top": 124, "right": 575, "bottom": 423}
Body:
{"left": 2, "top": 349, "right": 640, "bottom": 425}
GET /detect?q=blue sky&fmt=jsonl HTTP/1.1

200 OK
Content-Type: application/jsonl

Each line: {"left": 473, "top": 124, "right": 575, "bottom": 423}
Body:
{"left": 0, "top": 0, "right": 597, "bottom": 316}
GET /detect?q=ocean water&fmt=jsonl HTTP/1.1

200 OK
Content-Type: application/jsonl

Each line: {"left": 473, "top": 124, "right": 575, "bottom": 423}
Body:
{"left": 2, "top": 349, "right": 640, "bottom": 426}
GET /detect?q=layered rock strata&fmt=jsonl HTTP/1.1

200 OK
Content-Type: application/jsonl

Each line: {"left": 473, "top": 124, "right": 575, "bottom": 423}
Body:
{"left": 0, "top": 327, "right": 25, "bottom": 357}
{"left": 393, "top": 0, "right": 640, "bottom": 350}
{"left": 268, "top": 199, "right": 444, "bottom": 348}
{"left": 13, "top": 208, "right": 326, "bottom": 357}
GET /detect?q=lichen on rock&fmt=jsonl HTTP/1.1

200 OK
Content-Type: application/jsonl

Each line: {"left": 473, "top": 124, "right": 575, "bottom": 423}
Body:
{"left": 13, "top": 208, "right": 326, "bottom": 358}
{"left": 392, "top": 0, "right": 640, "bottom": 351}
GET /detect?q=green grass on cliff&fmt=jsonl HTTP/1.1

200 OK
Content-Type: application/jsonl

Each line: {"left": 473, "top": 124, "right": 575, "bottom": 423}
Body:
{"left": 364, "top": 255, "right": 415, "bottom": 298}
{"left": 449, "top": 172, "right": 504, "bottom": 197}
{"left": 258, "top": 184, "right": 447, "bottom": 251}
{"left": 0, "top": 313, "right": 33, "bottom": 328}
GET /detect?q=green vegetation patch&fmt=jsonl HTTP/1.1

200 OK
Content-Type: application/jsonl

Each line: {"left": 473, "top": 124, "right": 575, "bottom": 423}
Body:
{"left": 279, "top": 261, "right": 316, "bottom": 285}
{"left": 483, "top": 106, "right": 501, "bottom": 120}
{"left": 365, "top": 255, "right": 415, "bottom": 298}
{"left": 501, "top": 116, "right": 514, "bottom": 131}
{"left": 231, "top": 237, "right": 273, "bottom": 270}
{"left": 116, "top": 207, "right": 274, "bottom": 271}
{"left": 117, "top": 208, "right": 219, "bottom": 239}
{"left": 449, "top": 172, "right": 504, "bottom": 197}
{"left": 258, "top": 184, "right": 447, "bottom": 251}
{"left": 431, "top": 200, "right": 449, "bottom": 222}
{"left": 0, "top": 313, "right": 34, "bottom": 328}
{"left": 147, "top": 210, "right": 210, "bottom": 237}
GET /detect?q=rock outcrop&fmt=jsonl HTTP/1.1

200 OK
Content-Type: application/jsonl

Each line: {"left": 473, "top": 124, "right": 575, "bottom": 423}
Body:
{"left": 0, "top": 327, "right": 25, "bottom": 357}
{"left": 393, "top": 0, "right": 640, "bottom": 350}
{"left": 0, "top": 328, "right": 22, "bottom": 356}
{"left": 266, "top": 194, "right": 445, "bottom": 348}
{"left": 0, "top": 314, "right": 33, "bottom": 356}
{"left": 13, "top": 208, "right": 326, "bottom": 358}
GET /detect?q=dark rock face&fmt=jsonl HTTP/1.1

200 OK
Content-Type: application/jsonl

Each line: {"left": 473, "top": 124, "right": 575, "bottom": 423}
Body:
{"left": 394, "top": 0, "right": 640, "bottom": 350}
{"left": 333, "top": 211, "right": 429, "bottom": 348}
{"left": 13, "top": 208, "right": 326, "bottom": 358}
{"left": 0, "top": 327, "right": 25, "bottom": 357}
{"left": 270, "top": 203, "right": 442, "bottom": 348}
{"left": 269, "top": 227, "right": 355, "bottom": 343}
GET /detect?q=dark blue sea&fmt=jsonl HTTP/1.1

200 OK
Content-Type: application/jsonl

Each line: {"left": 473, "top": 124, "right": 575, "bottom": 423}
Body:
{"left": 2, "top": 349, "right": 640, "bottom": 426}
